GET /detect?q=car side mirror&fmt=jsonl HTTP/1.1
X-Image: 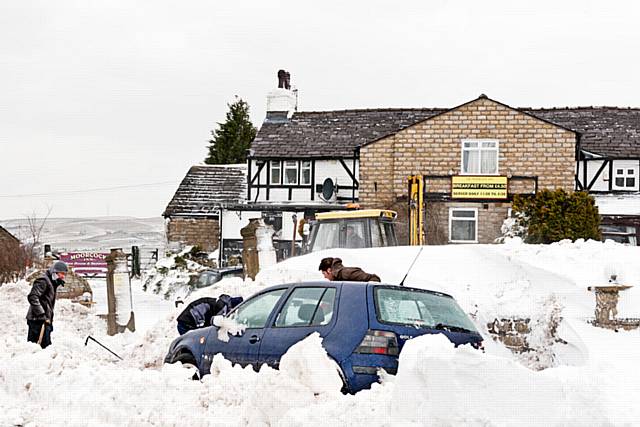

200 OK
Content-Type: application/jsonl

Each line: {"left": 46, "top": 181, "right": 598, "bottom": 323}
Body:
{"left": 212, "top": 315, "right": 224, "bottom": 327}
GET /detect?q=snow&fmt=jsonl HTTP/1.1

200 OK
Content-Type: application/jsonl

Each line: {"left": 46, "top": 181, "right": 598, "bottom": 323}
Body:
{"left": 593, "top": 193, "right": 640, "bottom": 216}
{"left": 2, "top": 239, "right": 640, "bottom": 425}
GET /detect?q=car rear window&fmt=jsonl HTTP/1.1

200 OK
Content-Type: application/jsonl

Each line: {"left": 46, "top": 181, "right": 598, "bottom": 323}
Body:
{"left": 374, "top": 287, "right": 477, "bottom": 332}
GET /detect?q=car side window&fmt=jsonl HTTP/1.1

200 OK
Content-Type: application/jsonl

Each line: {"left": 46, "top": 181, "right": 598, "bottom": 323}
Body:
{"left": 275, "top": 287, "right": 336, "bottom": 327}
{"left": 233, "top": 289, "right": 286, "bottom": 329}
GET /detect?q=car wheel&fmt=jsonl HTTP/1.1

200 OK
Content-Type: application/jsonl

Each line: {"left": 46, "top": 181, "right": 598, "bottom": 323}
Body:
{"left": 174, "top": 352, "right": 200, "bottom": 381}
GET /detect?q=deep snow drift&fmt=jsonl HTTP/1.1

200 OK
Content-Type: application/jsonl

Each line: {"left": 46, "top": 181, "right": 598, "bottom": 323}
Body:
{"left": 2, "top": 239, "right": 640, "bottom": 426}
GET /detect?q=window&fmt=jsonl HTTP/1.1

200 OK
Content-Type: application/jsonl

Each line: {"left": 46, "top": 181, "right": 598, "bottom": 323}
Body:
{"left": 311, "top": 222, "right": 341, "bottom": 250}
{"left": 461, "top": 140, "right": 499, "bottom": 175}
{"left": 613, "top": 167, "right": 637, "bottom": 189}
{"left": 301, "top": 161, "right": 311, "bottom": 185}
{"left": 232, "top": 289, "right": 286, "bottom": 329}
{"left": 284, "top": 161, "right": 298, "bottom": 184}
{"left": 345, "top": 220, "right": 366, "bottom": 248}
{"left": 375, "top": 287, "right": 478, "bottom": 332}
{"left": 270, "top": 161, "right": 281, "bottom": 185}
{"left": 600, "top": 225, "right": 637, "bottom": 245}
{"left": 275, "top": 287, "right": 336, "bottom": 327}
{"left": 449, "top": 208, "right": 478, "bottom": 243}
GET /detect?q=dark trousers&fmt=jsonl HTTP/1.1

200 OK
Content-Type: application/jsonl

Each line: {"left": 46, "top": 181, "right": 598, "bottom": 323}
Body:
{"left": 27, "top": 320, "right": 52, "bottom": 348}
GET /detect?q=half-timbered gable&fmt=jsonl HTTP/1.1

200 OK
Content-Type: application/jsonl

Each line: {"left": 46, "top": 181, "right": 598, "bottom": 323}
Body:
{"left": 248, "top": 108, "right": 444, "bottom": 203}
{"left": 528, "top": 107, "right": 640, "bottom": 193}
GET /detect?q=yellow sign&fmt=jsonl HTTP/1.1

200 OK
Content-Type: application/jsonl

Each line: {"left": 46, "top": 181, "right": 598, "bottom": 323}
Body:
{"left": 451, "top": 176, "right": 507, "bottom": 199}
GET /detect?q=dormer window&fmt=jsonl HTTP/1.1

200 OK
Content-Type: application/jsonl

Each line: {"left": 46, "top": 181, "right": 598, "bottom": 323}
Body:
{"left": 461, "top": 140, "right": 499, "bottom": 175}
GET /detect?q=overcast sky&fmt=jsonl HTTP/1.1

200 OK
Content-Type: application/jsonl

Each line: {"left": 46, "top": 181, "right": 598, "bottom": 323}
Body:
{"left": 1, "top": 0, "right": 639, "bottom": 220}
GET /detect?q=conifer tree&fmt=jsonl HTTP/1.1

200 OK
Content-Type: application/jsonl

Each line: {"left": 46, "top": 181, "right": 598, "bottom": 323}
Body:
{"left": 512, "top": 189, "right": 601, "bottom": 244}
{"left": 205, "top": 97, "right": 257, "bottom": 164}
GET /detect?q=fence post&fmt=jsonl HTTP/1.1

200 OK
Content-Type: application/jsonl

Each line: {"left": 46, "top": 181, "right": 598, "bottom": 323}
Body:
{"left": 131, "top": 246, "right": 141, "bottom": 277}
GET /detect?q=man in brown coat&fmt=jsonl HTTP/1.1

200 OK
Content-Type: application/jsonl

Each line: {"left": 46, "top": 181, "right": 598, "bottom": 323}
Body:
{"left": 318, "top": 257, "right": 381, "bottom": 282}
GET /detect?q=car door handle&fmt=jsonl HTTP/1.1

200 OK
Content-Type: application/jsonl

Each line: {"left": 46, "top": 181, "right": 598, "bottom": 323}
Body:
{"left": 249, "top": 335, "right": 260, "bottom": 344}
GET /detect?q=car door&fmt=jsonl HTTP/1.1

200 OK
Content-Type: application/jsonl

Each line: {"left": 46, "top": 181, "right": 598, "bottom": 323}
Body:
{"left": 203, "top": 288, "right": 286, "bottom": 369}
{"left": 258, "top": 286, "right": 338, "bottom": 369}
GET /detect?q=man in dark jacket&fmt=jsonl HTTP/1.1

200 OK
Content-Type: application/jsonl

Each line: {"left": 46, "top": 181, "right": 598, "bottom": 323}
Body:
{"left": 318, "top": 257, "right": 381, "bottom": 282}
{"left": 26, "top": 261, "right": 68, "bottom": 348}
{"left": 176, "top": 294, "right": 243, "bottom": 335}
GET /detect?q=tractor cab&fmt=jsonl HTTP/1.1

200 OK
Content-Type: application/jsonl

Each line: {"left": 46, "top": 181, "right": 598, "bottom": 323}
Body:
{"left": 307, "top": 209, "right": 398, "bottom": 252}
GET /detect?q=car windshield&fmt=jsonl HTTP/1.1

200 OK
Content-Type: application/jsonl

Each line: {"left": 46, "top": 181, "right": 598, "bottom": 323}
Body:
{"left": 374, "top": 287, "right": 478, "bottom": 333}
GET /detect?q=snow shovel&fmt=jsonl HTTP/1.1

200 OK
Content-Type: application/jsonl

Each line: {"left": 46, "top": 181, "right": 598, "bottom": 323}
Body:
{"left": 36, "top": 323, "right": 46, "bottom": 346}
{"left": 84, "top": 335, "right": 123, "bottom": 361}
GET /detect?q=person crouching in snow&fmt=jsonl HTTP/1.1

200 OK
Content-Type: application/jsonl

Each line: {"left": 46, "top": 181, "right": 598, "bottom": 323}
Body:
{"left": 318, "top": 257, "right": 381, "bottom": 282}
{"left": 176, "top": 294, "right": 243, "bottom": 335}
{"left": 26, "top": 261, "right": 68, "bottom": 348}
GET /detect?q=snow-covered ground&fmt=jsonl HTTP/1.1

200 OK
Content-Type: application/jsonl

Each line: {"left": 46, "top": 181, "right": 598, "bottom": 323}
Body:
{"left": 2, "top": 239, "right": 640, "bottom": 426}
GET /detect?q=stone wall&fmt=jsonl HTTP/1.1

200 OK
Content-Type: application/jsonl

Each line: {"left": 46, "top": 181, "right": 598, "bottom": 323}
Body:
{"left": 487, "top": 318, "right": 532, "bottom": 352}
{"left": 166, "top": 217, "right": 219, "bottom": 252}
{"left": 424, "top": 201, "right": 511, "bottom": 244}
{"left": 359, "top": 97, "right": 577, "bottom": 243}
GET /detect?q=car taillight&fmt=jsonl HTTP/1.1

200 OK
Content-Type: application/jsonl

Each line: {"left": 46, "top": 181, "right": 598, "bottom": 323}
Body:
{"left": 355, "top": 330, "right": 399, "bottom": 356}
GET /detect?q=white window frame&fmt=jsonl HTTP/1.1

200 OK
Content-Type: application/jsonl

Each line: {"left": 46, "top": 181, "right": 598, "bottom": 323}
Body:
{"left": 612, "top": 165, "right": 638, "bottom": 190}
{"left": 301, "top": 161, "right": 312, "bottom": 185}
{"left": 460, "top": 139, "right": 499, "bottom": 175}
{"left": 448, "top": 207, "right": 478, "bottom": 243}
{"left": 270, "top": 161, "right": 281, "bottom": 185}
{"left": 283, "top": 160, "right": 298, "bottom": 185}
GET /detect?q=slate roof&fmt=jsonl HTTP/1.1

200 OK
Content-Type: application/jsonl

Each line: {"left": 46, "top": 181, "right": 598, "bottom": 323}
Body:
{"left": 251, "top": 108, "right": 445, "bottom": 158}
{"left": 251, "top": 104, "right": 640, "bottom": 159}
{"left": 163, "top": 165, "right": 247, "bottom": 217}
{"left": 524, "top": 107, "right": 640, "bottom": 157}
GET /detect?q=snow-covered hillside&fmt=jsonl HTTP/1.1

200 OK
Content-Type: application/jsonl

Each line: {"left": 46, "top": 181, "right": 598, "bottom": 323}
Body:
{"left": 1, "top": 216, "right": 165, "bottom": 252}
{"left": 2, "top": 239, "right": 640, "bottom": 426}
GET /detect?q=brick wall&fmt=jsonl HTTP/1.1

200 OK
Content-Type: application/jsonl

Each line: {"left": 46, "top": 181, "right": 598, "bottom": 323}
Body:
{"left": 166, "top": 217, "right": 219, "bottom": 251}
{"left": 360, "top": 97, "right": 577, "bottom": 244}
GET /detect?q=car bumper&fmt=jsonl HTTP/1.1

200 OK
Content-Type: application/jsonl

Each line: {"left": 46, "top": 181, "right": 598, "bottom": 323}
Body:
{"left": 341, "top": 354, "right": 399, "bottom": 393}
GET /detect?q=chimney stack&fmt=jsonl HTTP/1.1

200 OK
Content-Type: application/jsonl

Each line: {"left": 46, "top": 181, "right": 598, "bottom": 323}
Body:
{"left": 265, "top": 69, "right": 297, "bottom": 123}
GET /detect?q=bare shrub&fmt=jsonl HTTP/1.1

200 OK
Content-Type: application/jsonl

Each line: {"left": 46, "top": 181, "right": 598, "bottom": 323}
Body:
{"left": 0, "top": 240, "right": 30, "bottom": 284}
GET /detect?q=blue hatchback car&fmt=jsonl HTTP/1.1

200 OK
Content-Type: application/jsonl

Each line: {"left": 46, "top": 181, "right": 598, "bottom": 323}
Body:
{"left": 165, "top": 281, "right": 483, "bottom": 393}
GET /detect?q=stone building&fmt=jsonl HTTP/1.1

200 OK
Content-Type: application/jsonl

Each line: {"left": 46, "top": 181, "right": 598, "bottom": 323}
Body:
{"left": 163, "top": 164, "right": 246, "bottom": 251}
{"left": 250, "top": 90, "right": 640, "bottom": 245}
{"left": 359, "top": 95, "right": 577, "bottom": 244}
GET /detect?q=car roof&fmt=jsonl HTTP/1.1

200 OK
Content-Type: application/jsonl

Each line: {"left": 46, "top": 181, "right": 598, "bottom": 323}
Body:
{"left": 257, "top": 281, "right": 454, "bottom": 299}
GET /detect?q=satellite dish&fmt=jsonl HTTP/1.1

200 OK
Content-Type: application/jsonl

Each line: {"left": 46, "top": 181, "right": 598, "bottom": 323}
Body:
{"left": 321, "top": 178, "right": 336, "bottom": 201}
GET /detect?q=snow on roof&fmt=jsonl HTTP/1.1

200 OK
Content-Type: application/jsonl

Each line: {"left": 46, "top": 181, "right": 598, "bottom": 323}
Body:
{"left": 163, "top": 164, "right": 247, "bottom": 217}
{"left": 593, "top": 193, "right": 640, "bottom": 216}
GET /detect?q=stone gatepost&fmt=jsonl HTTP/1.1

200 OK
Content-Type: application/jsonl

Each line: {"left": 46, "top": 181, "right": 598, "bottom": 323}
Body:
{"left": 256, "top": 221, "right": 277, "bottom": 270}
{"left": 588, "top": 284, "right": 637, "bottom": 330}
{"left": 241, "top": 219, "right": 276, "bottom": 280}
{"left": 241, "top": 219, "right": 260, "bottom": 280}
{"left": 105, "top": 248, "right": 135, "bottom": 335}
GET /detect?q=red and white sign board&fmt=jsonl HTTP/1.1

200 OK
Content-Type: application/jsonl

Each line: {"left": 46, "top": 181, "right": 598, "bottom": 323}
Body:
{"left": 58, "top": 252, "right": 109, "bottom": 277}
